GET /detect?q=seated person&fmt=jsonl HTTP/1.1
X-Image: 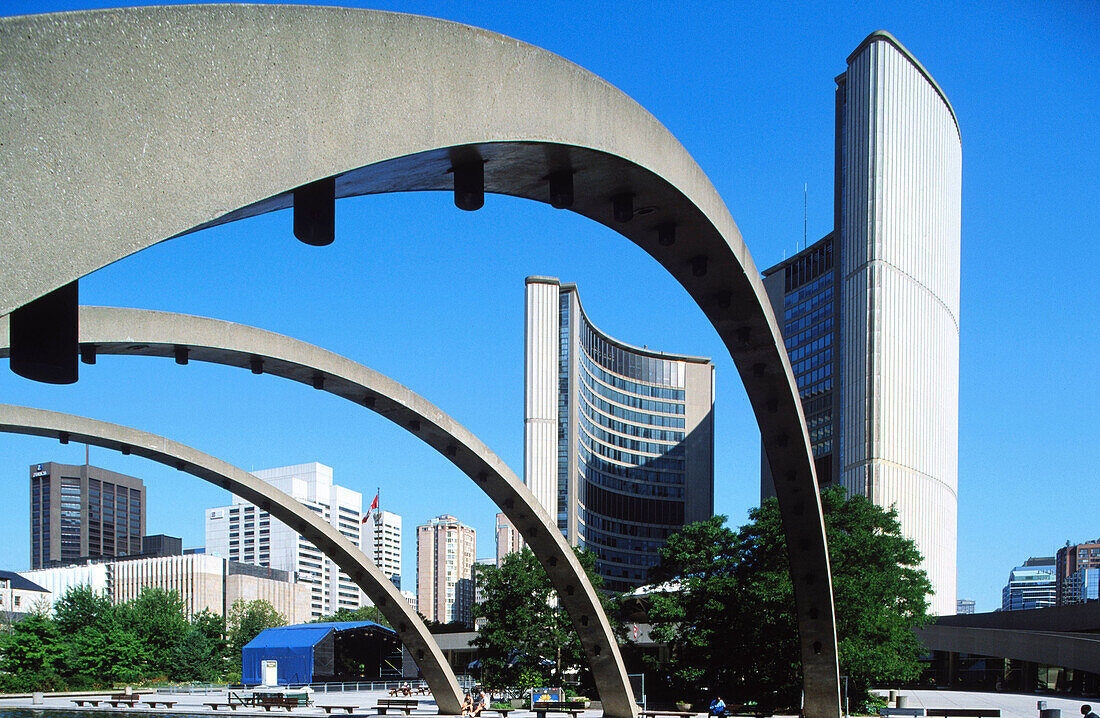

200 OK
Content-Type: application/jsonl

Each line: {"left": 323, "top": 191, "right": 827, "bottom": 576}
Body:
{"left": 709, "top": 697, "right": 727, "bottom": 716}
{"left": 472, "top": 689, "right": 488, "bottom": 718}
{"left": 461, "top": 693, "right": 474, "bottom": 717}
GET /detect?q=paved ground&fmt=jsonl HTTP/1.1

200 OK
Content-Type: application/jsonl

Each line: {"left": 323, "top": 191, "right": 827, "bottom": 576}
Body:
{"left": 0, "top": 687, "right": 1095, "bottom": 718}
{"left": 896, "top": 689, "right": 1092, "bottom": 718}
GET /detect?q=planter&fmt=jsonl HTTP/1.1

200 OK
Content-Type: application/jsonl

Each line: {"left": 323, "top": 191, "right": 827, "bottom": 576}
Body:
{"left": 676, "top": 702, "right": 692, "bottom": 712}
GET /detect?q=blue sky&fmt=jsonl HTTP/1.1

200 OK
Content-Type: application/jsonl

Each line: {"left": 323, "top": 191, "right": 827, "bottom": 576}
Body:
{"left": 1, "top": 1, "right": 1097, "bottom": 613}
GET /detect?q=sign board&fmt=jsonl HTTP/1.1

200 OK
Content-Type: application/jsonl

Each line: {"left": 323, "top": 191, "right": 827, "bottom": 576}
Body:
{"left": 531, "top": 688, "right": 564, "bottom": 707}
{"left": 262, "top": 659, "right": 278, "bottom": 687}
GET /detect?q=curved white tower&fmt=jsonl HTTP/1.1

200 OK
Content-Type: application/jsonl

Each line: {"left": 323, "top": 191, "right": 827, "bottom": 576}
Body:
{"left": 838, "top": 31, "right": 961, "bottom": 616}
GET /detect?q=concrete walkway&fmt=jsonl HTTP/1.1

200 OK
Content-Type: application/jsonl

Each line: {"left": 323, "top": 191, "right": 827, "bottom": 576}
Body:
{"left": 893, "top": 690, "right": 1092, "bottom": 718}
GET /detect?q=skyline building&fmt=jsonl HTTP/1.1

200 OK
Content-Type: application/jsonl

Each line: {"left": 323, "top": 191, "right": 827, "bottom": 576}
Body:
{"left": 364, "top": 508, "right": 402, "bottom": 590}
{"left": 955, "top": 598, "right": 975, "bottom": 615}
{"left": 205, "top": 462, "right": 365, "bottom": 620}
{"left": 1001, "top": 556, "right": 1057, "bottom": 611}
{"left": 1056, "top": 539, "right": 1100, "bottom": 606}
{"left": 30, "top": 461, "right": 146, "bottom": 569}
{"left": 416, "top": 514, "right": 475, "bottom": 625}
{"left": 495, "top": 512, "right": 522, "bottom": 567}
{"left": 761, "top": 31, "right": 961, "bottom": 616}
{"left": 524, "top": 276, "right": 715, "bottom": 592}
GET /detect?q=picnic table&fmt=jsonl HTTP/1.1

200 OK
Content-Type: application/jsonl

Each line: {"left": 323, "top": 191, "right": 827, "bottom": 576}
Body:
{"left": 531, "top": 700, "right": 587, "bottom": 718}
{"left": 316, "top": 705, "right": 357, "bottom": 714}
{"left": 204, "top": 702, "right": 240, "bottom": 711}
{"left": 373, "top": 698, "right": 419, "bottom": 715}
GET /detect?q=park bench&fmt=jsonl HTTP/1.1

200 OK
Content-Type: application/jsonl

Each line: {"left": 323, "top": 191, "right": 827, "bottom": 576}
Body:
{"left": 413, "top": 686, "right": 431, "bottom": 696}
{"left": 372, "top": 698, "right": 419, "bottom": 715}
{"left": 879, "top": 710, "right": 925, "bottom": 717}
{"left": 71, "top": 699, "right": 101, "bottom": 707}
{"left": 106, "top": 699, "right": 139, "bottom": 708}
{"left": 142, "top": 700, "right": 177, "bottom": 709}
{"left": 204, "top": 703, "right": 239, "bottom": 711}
{"left": 925, "top": 711, "right": 1000, "bottom": 718}
{"left": 317, "top": 706, "right": 357, "bottom": 715}
{"left": 480, "top": 710, "right": 515, "bottom": 718}
{"left": 639, "top": 711, "right": 699, "bottom": 718}
{"left": 531, "top": 701, "right": 587, "bottom": 718}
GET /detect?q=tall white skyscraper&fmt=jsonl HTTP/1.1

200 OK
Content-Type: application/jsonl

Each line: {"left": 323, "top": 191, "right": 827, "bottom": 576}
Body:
{"left": 416, "top": 515, "right": 475, "bottom": 625}
{"left": 762, "top": 31, "right": 961, "bottom": 616}
{"left": 205, "top": 462, "right": 365, "bottom": 620}
{"left": 364, "top": 508, "right": 402, "bottom": 589}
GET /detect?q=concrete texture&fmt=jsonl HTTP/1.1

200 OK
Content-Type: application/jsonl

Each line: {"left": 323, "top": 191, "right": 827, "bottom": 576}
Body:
{"left": 0, "top": 404, "right": 464, "bottom": 716}
{"left": 0, "top": 7, "right": 841, "bottom": 716}
{"left": 0, "top": 306, "right": 632, "bottom": 717}
{"left": 916, "top": 625, "right": 1100, "bottom": 676}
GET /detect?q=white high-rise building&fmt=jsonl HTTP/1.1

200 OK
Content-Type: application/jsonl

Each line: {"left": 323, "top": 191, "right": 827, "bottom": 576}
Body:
{"left": 364, "top": 509, "right": 402, "bottom": 589}
{"left": 205, "top": 462, "right": 365, "bottom": 620}
{"left": 761, "top": 31, "right": 960, "bottom": 616}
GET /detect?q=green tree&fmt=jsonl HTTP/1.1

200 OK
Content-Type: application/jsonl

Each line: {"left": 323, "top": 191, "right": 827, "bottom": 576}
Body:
{"left": 118, "top": 588, "right": 189, "bottom": 677}
{"left": 312, "top": 605, "right": 390, "bottom": 627}
{"left": 172, "top": 609, "right": 228, "bottom": 683}
{"left": 473, "top": 548, "right": 608, "bottom": 695}
{"left": 647, "top": 487, "right": 931, "bottom": 712}
{"left": 226, "top": 599, "right": 286, "bottom": 666}
{"left": 0, "top": 610, "right": 64, "bottom": 675}
{"left": 53, "top": 585, "right": 115, "bottom": 637}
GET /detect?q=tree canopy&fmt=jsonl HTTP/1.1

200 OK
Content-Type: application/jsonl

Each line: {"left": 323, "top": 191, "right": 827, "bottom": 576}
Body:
{"left": 646, "top": 487, "right": 931, "bottom": 711}
{"left": 472, "top": 547, "right": 608, "bottom": 696}
{"left": 0, "top": 586, "right": 238, "bottom": 692}
{"left": 226, "top": 598, "right": 288, "bottom": 669}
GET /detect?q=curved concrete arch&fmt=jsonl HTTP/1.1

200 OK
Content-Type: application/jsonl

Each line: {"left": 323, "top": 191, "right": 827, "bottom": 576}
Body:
{"left": 0, "top": 306, "right": 637, "bottom": 718}
{"left": 0, "top": 403, "right": 463, "bottom": 714}
{"left": 0, "top": 7, "right": 840, "bottom": 716}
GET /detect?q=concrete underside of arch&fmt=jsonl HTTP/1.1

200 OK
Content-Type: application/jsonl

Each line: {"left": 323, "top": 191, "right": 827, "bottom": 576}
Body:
{"left": 0, "top": 403, "right": 464, "bottom": 714}
{"left": 0, "top": 306, "right": 636, "bottom": 717}
{"left": 0, "top": 7, "right": 841, "bottom": 716}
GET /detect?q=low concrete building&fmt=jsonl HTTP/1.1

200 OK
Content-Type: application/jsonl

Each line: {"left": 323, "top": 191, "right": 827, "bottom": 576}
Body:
{"left": 21, "top": 553, "right": 310, "bottom": 622}
{"left": 0, "top": 570, "right": 51, "bottom": 620}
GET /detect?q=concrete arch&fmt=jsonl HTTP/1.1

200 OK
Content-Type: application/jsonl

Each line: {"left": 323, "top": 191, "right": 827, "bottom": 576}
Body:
{"left": 0, "top": 7, "right": 840, "bottom": 716}
{"left": 0, "top": 306, "right": 636, "bottom": 717}
{"left": 0, "top": 403, "right": 463, "bottom": 714}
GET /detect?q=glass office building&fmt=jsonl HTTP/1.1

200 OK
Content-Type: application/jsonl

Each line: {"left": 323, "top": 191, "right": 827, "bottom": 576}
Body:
{"left": 30, "top": 461, "right": 146, "bottom": 569}
{"left": 525, "top": 277, "right": 714, "bottom": 592}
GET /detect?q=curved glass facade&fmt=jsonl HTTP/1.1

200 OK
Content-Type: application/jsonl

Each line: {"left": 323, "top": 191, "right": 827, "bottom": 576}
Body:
{"left": 525, "top": 277, "right": 714, "bottom": 592}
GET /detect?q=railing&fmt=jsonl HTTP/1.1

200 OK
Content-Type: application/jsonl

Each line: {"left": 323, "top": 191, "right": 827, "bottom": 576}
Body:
{"left": 154, "top": 676, "right": 477, "bottom": 696}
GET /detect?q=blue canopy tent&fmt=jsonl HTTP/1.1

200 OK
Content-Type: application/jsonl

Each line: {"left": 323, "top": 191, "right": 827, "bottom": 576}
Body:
{"left": 242, "top": 621, "right": 398, "bottom": 685}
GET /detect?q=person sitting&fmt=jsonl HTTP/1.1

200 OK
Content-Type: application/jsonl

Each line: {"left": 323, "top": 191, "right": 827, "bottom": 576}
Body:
{"left": 472, "top": 689, "right": 487, "bottom": 718}
{"left": 461, "top": 693, "right": 474, "bottom": 717}
{"left": 709, "top": 696, "right": 727, "bottom": 716}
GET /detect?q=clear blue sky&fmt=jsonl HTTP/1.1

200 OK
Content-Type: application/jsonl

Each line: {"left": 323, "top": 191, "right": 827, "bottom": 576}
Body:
{"left": 1, "top": 1, "right": 1096, "bottom": 614}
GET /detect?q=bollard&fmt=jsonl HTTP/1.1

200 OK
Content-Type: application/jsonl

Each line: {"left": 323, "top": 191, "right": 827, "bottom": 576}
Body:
{"left": 1040, "top": 710, "right": 1060, "bottom": 718}
{"left": 32, "top": 692, "right": 43, "bottom": 705}
{"left": 897, "top": 696, "right": 908, "bottom": 709}
{"left": 889, "top": 690, "right": 898, "bottom": 706}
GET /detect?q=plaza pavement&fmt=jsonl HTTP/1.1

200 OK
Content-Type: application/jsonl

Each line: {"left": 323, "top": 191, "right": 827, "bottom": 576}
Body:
{"left": 0, "top": 687, "right": 1094, "bottom": 718}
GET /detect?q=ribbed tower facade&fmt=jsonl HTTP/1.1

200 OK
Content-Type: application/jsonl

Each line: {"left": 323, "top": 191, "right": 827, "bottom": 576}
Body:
{"left": 525, "top": 277, "right": 714, "bottom": 592}
{"left": 763, "top": 32, "right": 960, "bottom": 616}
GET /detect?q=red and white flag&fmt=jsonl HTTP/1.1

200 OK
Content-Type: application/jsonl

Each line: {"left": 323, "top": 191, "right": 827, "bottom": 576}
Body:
{"left": 362, "top": 494, "right": 380, "bottom": 523}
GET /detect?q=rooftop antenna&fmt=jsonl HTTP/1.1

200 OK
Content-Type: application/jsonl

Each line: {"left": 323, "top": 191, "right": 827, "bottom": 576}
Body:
{"left": 803, "top": 183, "right": 808, "bottom": 252}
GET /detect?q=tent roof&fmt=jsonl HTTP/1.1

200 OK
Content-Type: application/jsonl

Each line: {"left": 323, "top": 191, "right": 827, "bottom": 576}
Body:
{"left": 243, "top": 621, "right": 393, "bottom": 651}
